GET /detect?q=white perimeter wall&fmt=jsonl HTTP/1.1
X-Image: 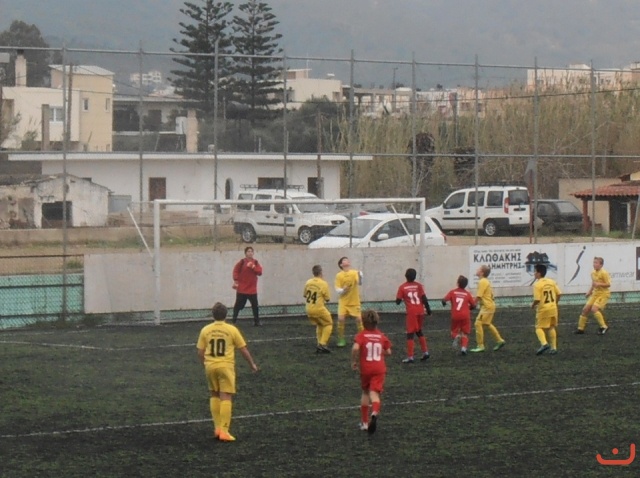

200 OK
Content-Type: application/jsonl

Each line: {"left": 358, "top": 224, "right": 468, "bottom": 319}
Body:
{"left": 84, "top": 241, "right": 640, "bottom": 314}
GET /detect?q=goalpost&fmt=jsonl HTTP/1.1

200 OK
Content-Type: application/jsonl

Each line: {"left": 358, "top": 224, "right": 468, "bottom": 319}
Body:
{"left": 152, "top": 197, "right": 427, "bottom": 324}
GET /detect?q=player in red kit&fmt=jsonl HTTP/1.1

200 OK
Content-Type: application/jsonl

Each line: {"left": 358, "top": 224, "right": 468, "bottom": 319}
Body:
{"left": 351, "top": 310, "right": 392, "bottom": 434}
{"left": 395, "top": 268, "right": 431, "bottom": 363}
{"left": 442, "top": 275, "right": 476, "bottom": 355}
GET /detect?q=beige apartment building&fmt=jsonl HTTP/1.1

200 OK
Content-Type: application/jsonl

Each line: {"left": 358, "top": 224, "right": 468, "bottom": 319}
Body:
{"left": 50, "top": 65, "right": 114, "bottom": 152}
{"left": 1, "top": 55, "right": 114, "bottom": 152}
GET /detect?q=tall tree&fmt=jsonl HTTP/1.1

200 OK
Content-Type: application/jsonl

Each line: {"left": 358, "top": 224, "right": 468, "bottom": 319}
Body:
{"left": 0, "top": 20, "right": 56, "bottom": 87}
{"left": 232, "top": 0, "right": 283, "bottom": 125}
{"left": 170, "top": 1, "right": 233, "bottom": 118}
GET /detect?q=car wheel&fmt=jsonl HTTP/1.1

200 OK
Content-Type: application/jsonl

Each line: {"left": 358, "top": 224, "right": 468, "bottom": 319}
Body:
{"left": 298, "top": 226, "right": 313, "bottom": 245}
{"left": 483, "top": 220, "right": 498, "bottom": 237}
{"left": 240, "top": 225, "right": 257, "bottom": 243}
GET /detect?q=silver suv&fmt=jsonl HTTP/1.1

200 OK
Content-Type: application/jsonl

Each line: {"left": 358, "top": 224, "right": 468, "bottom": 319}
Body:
{"left": 232, "top": 189, "right": 347, "bottom": 244}
{"left": 426, "top": 185, "right": 531, "bottom": 236}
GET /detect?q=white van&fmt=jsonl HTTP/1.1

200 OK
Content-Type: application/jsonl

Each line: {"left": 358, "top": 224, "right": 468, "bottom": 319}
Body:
{"left": 426, "top": 185, "right": 531, "bottom": 236}
{"left": 232, "top": 189, "right": 347, "bottom": 244}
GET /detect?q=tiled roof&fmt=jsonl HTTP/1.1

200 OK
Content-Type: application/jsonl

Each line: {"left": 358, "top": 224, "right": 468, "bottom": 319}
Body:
{"left": 572, "top": 181, "right": 640, "bottom": 199}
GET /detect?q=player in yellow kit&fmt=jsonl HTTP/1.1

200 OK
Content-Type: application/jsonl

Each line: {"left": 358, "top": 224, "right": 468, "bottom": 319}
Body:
{"left": 575, "top": 256, "right": 610, "bottom": 335}
{"left": 335, "top": 256, "right": 364, "bottom": 347}
{"left": 470, "top": 265, "right": 506, "bottom": 353}
{"left": 532, "top": 264, "right": 561, "bottom": 355}
{"left": 303, "top": 265, "right": 333, "bottom": 353}
{"left": 197, "top": 302, "right": 258, "bottom": 442}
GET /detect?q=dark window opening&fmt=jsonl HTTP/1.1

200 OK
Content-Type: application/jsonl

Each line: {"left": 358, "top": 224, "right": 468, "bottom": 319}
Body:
{"left": 42, "top": 202, "right": 72, "bottom": 228}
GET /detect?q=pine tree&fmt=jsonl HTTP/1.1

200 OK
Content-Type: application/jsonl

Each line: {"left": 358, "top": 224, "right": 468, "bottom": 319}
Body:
{"left": 232, "top": 0, "right": 283, "bottom": 125}
{"left": 0, "top": 21, "right": 56, "bottom": 87}
{"left": 170, "top": 1, "right": 233, "bottom": 118}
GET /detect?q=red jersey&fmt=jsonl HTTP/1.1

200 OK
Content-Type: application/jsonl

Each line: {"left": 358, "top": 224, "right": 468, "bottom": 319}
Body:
{"left": 396, "top": 281, "right": 427, "bottom": 316}
{"left": 354, "top": 329, "right": 392, "bottom": 375}
{"left": 232, "top": 258, "right": 263, "bottom": 294}
{"left": 443, "top": 287, "right": 476, "bottom": 321}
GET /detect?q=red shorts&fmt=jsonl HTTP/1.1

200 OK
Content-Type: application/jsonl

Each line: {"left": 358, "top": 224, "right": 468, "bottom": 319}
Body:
{"left": 406, "top": 313, "right": 425, "bottom": 334}
{"left": 360, "top": 373, "right": 386, "bottom": 393}
{"left": 451, "top": 318, "right": 471, "bottom": 337}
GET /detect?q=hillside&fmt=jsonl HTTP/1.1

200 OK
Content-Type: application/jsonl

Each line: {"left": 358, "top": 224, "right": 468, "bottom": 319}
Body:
{"left": 1, "top": 0, "right": 639, "bottom": 86}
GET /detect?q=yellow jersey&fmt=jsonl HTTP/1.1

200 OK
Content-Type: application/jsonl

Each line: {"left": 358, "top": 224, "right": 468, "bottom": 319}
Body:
{"left": 533, "top": 277, "right": 561, "bottom": 319}
{"left": 335, "top": 269, "right": 361, "bottom": 307}
{"left": 476, "top": 277, "right": 495, "bottom": 311}
{"left": 303, "top": 277, "right": 331, "bottom": 313}
{"left": 591, "top": 269, "right": 611, "bottom": 297}
{"left": 196, "top": 321, "right": 247, "bottom": 369}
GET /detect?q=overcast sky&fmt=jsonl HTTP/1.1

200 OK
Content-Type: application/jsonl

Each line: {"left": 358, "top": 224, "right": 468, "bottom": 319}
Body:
{"left": 1, "top": 0, "right": 638, "bottom": 86}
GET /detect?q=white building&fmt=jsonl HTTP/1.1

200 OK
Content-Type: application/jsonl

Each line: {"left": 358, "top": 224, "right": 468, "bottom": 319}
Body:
{"left": 0, "top": 174, "right": 109, "bottom": 228}
{"left": 8, "top": 153, "right": 372, "bottom": 207}
{"left": 130, "top": 70, "right": 163, "bottom": 87}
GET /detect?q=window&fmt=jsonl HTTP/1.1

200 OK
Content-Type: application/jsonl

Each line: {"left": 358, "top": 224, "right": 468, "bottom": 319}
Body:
{"left": 403, "top": 218, "right": 432, "bottom": 235}
{"left": 274, "top": 195, "right": 287, "bottom": 214}
{"left": 508, "top": 190, "right": 529, "bottom": 206}
{"left": 50, "top": 107, "right": 64, "bottom": 122}
{"left": 444, "top": 192, "right": 465, "bottom": 209}
{"left": 237, "top": 193, "right": 253, "bottom": 211}
{"left": 254, "top": 194, "right": 272, "bottom": 211}
{"left": 82, "top": 98, "right": 89, "bottom": 111}
{"left": 467, "top": 191, "right": 485, "bottom": 207}
{"left": 486, "top": 191, "right": 503, "bottom": 207}
{"left": 105, "top": 98, "right": 111, "bottom": 112}
{"left": 257, "top": 177, "right": 284, "bottom": 189}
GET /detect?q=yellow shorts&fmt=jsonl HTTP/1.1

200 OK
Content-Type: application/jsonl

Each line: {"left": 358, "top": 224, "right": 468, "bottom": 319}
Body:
{"left": 586, "top": 294, "right": 609, "bottom": 310}
{"left": 475, "top": 309, "right": 495, "bottom": 325}
{"left": 205, "top": 366, "right": 236, "bottom": 394}
{"left": 307, "top": 308, "right": 332, "bottom": 326}
{"left": 338, "top": 304, "right": 361, "bottom": 319}
{"left": 536, "top": 315, "right": 558, "bottom": 329}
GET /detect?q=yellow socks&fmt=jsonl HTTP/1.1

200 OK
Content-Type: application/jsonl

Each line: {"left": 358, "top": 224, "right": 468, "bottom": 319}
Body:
{"left": 535, "top": 328, "right": 548, "bottom": 346}
{"left": 220, "top": 400, "right": 233, "bottom": 434}
{"left": 337, "top": 320, "right": 345, "bottom": 340}
{"left": 474, "top": 321, "right": 484, "bottom": 347}
{"left": 320, "top": 324, "right": 333, "bottom": 346}
{"left": 594, "top": 311, "right": 606, "bottom": 327}
{"left": 487, "top": 324, "right": 503, "bottom": 343}
{"left": 210, "top": 397, "right": 221, "bottom": 434}
{"left": 356, "top": 319, "right": 364, "bottom": 332}
{"left": 578, "top": 315, "right": 588, "bottom": 330}
{"left": 548, "top": 327, "right": 557, "bottom": 350}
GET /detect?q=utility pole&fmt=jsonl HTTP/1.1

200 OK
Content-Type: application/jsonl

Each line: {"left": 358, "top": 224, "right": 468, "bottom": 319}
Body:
{"left": 316, "top": 108, "right": 323, "bottom": 198}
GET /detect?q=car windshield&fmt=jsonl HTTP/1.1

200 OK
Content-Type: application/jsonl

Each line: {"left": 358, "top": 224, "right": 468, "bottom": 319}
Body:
{"left": 326, "top": 218, "right": 381, "bottom": 238}
{"left": 555, "top": 201, "right": 581, "bottom": 214}
{"left": 296, "top": 203, "right": 332, "bottom": 213}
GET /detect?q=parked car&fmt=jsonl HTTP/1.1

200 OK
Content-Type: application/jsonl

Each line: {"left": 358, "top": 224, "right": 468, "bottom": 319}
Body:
{"left": 426, "top": 184, "right": 531, "bottom": 236}
{"left": 308, "top": 213, "right": 447, "bottom": 248}
{"left": 331, "top": 202, "right": 392, "bottom": 217}
{"left": 535, "top": 199, "right": 583, "bottom": 232}
{"left": 233, "top": 189, "right": 347, "bottom": 244}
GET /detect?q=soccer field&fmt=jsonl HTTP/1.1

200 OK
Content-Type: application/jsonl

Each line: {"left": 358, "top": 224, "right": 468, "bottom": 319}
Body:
{"left": 1, "top": 306, "right": 639, "bottom": 477}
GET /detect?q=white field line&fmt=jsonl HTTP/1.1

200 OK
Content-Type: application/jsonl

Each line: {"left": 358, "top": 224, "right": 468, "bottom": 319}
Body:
{"left": 2, "top": 381, "right": 638, "bottom": 439}
{"left": 1, "top": 318, "right": 638, "bottom": 351}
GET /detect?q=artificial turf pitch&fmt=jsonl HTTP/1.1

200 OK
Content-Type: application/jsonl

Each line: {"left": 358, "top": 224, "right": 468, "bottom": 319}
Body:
{"left": 1, "top": 305, "right": 639, "bottom": 477}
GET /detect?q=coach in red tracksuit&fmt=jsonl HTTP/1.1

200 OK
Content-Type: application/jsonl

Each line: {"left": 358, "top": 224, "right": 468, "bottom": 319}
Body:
{"left": 232, "top": 246, "right": 263, "bottom": 326}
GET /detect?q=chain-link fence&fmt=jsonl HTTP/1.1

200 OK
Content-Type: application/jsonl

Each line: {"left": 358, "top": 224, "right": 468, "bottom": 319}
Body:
{"left": 2, "top": 44, "right": 640, "bottom": 326}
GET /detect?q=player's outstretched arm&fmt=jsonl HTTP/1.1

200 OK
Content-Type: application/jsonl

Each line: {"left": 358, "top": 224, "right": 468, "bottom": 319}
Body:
{"left": 239, "top": 347, "right": 259, "bottom": 373}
